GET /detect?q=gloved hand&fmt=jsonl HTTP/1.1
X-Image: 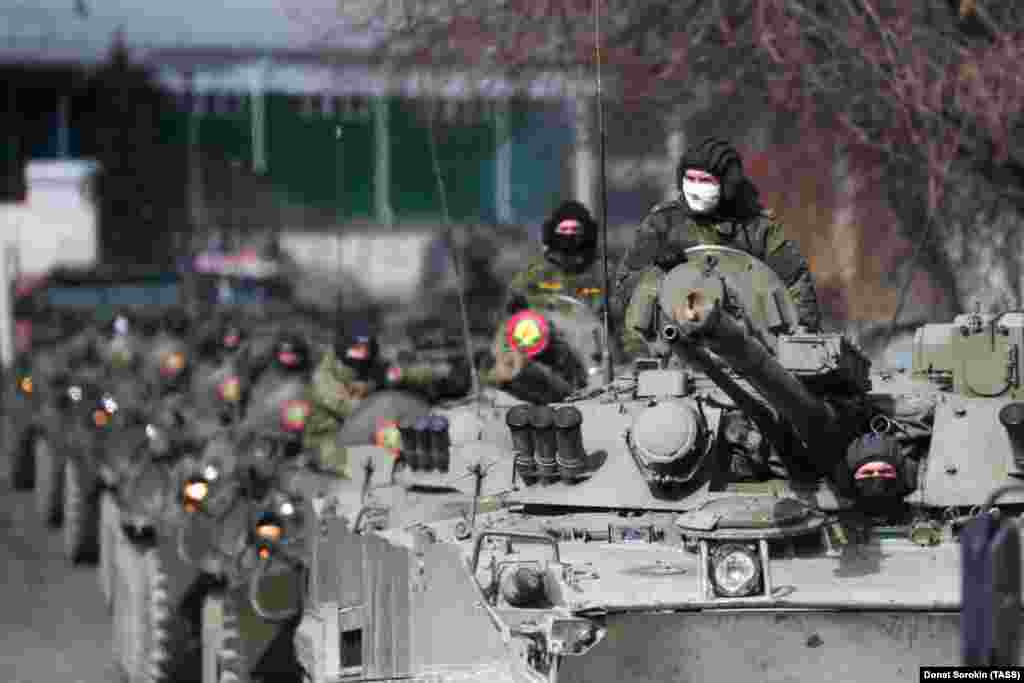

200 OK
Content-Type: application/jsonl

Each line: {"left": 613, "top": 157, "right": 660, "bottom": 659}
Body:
{"left": 654, "top": 245, "right": 688, "bottom": 271}
{"left": 506, "top": 293, "right": 530, "bottom": 315}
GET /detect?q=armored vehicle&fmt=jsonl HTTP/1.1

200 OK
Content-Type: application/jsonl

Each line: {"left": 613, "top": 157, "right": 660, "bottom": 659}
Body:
{"left": 14, "top": 266, "right": 182, "bottom": 527}
{"left": 58, "top": 311, "right": 159, "bottom": 566}
{"left": 105, "top": 329, "right": 324, "bottom": 683}
{"left": 289, "top": 245, "right": 1024, "bottom": 682}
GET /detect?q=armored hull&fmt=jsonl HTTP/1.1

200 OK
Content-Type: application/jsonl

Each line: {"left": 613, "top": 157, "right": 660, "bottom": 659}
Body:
{"left": 298, "top": 507, "right": 1008, "bottom": 683}
{"left": 292, "top": 246, "right": 1024, "bottom": 680}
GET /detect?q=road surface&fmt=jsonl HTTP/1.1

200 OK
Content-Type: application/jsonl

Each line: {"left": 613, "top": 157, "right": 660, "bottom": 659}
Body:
{"left": 0, "top": 464, "right": 118, "bottom": 683}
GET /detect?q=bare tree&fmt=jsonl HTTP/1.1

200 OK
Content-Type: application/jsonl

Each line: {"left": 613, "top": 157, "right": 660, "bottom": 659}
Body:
{"left": 320, "top": 0, "right": 1024, "bottom": 343}
{"left": 752, "top": 0, "right": 1024, "bottom": 343}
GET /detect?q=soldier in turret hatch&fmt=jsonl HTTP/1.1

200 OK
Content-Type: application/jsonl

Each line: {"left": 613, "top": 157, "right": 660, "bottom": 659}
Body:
{"left": 612, "top": 137, "right": 821, "bottom": 356}
{"left": 482, "top": 200, "right": 607, "bottom": 402}
{"left": 305, "top": 320, "right": 383, "bottom": 478}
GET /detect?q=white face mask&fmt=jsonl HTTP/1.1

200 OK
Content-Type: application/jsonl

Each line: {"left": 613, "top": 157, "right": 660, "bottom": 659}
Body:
{"left": 682, "top": 179, "right": 721, "bottom": 214}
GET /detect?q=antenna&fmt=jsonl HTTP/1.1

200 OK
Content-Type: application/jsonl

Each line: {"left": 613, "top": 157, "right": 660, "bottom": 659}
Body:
{"left": 425, "top": 100, "right": 482, "bottom": 399}
{"left": 594, "top": 0, "right": 614, "bottom": 384}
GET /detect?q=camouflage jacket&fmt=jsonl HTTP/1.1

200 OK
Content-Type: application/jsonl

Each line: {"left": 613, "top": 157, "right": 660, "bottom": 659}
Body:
{"left": 305, "top": 346, "right": 464, "bottom": 475}
{"left": 480, "top": 253, "right": 603, "bottom": 392}
{"left": 382, "top": 357, "right": 471, "bottom": 402}
{"left": 505, "top": 254, "right": 607, "bottom": 318}
{"left": 612, "top": 199, "right": 821, "bottom": 331}
{"left": 304, "top": 350, "right": 365, "bottom": 446}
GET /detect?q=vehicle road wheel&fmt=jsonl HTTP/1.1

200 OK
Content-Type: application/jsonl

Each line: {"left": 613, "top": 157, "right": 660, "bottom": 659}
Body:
{"left": 64, "top": 455, "right": 99, "bottom": 564}
{"left": 145, "top": 547, "right": 201, "bottom": 683}
{"left": 110, "top": 523, "right": 125, "bottom": 672}
{"left": 34, "top": 436, "right": 63, "bottom": 527}
{"left": 8, "top": 422, "right": 35, "bottom": 490}
{"left": 114, "top": 542, "right": 199, "bottom": 683}
{"left": 114, "top": 538, "right": 145, "bottom": 681}
{"left": 99, "top": 490, "right": 120, "bottom": 611}
{"left": 206, "top": 589, "right": 249, "bottom": 683}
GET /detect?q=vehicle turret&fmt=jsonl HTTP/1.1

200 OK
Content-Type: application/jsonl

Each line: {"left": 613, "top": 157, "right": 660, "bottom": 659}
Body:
{"left": 656, "top": 249, "right": 868, "bottom": 484}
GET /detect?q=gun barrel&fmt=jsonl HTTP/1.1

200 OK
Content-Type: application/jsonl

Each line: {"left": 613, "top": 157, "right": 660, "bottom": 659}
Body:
{"left": 662, "top": 302, "right": 841, "bottom": 475}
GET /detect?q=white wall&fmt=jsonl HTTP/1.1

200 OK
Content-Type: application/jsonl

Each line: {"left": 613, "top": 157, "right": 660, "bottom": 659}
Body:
{"left": 279, "top": 229, "right": 437, "bottom": 303}
{"left": 3, "top": 160, "right": 100, "bottom": 276}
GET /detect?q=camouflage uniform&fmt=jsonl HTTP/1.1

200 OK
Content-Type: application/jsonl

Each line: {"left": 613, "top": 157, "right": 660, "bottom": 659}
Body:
{"left": 304, "top": 349, "right": 367, "bottom": 479}
{"left": 506, "top": 255, "right": 608, "bottom": 315}
{"left": 613, "top": 199, "right": 821, "bottom": 355}
{"left": 480, "top": 253, "right": 605, "bottom": 395}
{"left": 382, "top": 357, "right": 471, "bottom": 402}
{"left": 305, "top": 336, "right": 469, "bottom": 475}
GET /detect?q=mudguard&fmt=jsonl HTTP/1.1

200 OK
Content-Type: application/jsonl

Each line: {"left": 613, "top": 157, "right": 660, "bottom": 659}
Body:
{"left": 961, "top": 510, "right": 1022, "bottom": 665}
{"left": 336, "top": 390, "right": 432, "bottom": 448}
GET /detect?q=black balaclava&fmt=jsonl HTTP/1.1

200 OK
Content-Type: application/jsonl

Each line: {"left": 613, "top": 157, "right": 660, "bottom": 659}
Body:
{"left": 335, "top": 319, "right": 380, "bottom": 381}
{"left": 676, "top": 137, "right": 762, "bottom": 221}
{"left": 541, "top": 200, "right": 599, "bottom": 274}
{"left": 219, "top": 321, "right": 247, "bottom": 355}
{"left": 273, "top": 333, "right": 311, "bottom": 374}
{"left": 164, "top": 307, "right": 191, "bottom": 338}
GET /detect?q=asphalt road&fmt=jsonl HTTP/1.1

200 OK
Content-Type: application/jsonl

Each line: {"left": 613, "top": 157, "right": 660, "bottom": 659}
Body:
{"left": 0, "top": 465, "right": 119, "bottom": 683}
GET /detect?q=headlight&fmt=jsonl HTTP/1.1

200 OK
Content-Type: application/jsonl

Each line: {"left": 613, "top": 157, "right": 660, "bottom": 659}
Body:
{"left": 279, "top": 500, "right": 295, "bottom": 517}
{"left": 183, "top": 479, "right": 209, "bottom": 510}
{"left": 710, "top": 543, "right": 762, "bottom": 598}
{"left": 255, "top": 521, "right": 283, "bottom": 542}
{"left": 255, "top": 513, "right": 284, "bottom": 558}
{"left": 202, "top": 464, "right": 219, "bottom": 482}
{"left": 547, "top": 617, "right": 606, "bottom": 657}
{"left": 68, "top": 385, "right": 83, "bottom": 402}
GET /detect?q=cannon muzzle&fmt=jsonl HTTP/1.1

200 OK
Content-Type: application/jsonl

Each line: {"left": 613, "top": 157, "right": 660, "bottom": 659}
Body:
{"left": 660, "top": 286, "right": 842, "bottom": 480}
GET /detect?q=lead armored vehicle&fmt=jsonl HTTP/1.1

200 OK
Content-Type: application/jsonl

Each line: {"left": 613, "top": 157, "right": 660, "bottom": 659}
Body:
{"left": 290, "top": 245, "right": 1024, "bottom": 682}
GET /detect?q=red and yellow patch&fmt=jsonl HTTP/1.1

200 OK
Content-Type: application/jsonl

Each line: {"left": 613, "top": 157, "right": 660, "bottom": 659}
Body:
{"left": 281, "top": 400, "right": 312, "bottom": 432}
{"left": 504, "top": 310, "right": 550, "bottom": 358}
{"left": 375, "top": 418, "right": 401, "bottom": 455}
{"left": 160, "top": 352, "right": 186, "bottom": 376}
{"left": 346, "top": 343, "right": 370, "bottom": 361}
{"left": 218, "top": 376, "right": 241, "bottom": 403}
{"left": 386, "top": 365, "right": 403, "bottom": 384}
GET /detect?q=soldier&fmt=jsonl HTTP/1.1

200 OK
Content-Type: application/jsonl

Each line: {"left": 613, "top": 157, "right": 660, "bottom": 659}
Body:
{"left": 194, "top": 315, "right": 256, "bottom": 379}
{"left": 304, "top": 320, "right": 383, "bottom": 478}
{"left": 482, "top": 200, "right": 606, "bottom": 402}
{"left": 613, "top": 137, "right": 821, "bottom": 355}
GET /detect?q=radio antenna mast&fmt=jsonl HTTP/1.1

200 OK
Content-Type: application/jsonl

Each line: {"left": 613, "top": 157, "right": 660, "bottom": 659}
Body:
{"left": 426, "top": 101, "right": 482, "bottom": 400}
{"left": 594, "top": 0, "right": 614, "bottom": 384}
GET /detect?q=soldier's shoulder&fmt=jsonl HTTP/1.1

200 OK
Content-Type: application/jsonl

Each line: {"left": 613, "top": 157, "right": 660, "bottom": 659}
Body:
{"left": 514, "top": 254, "right": 559, "bottom": 283}
{"left": 647, "top": 198, "right": 687, "bottom": 217}
{"left": 636, "top": 199, "right": 693, "bottom": 235}
{"left": 509, "top": 258, "right": 543, "bottom": 288}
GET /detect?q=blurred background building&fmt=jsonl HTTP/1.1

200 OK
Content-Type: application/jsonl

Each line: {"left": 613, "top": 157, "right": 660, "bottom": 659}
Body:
{"left": 0, "top": 0, "right": 603, "bottom": 329}
{"left": 5, "top": 0, "right": 1000, "bottom": 370}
